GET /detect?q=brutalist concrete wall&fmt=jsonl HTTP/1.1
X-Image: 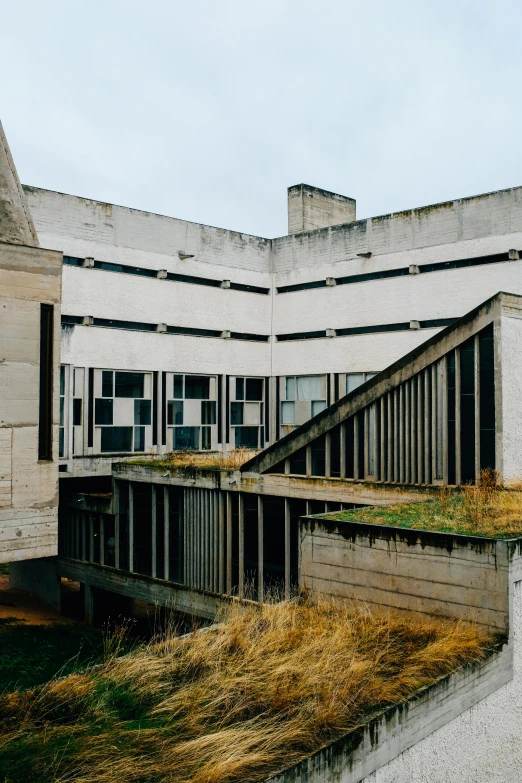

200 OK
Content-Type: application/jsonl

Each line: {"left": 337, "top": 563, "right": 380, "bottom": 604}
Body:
{"left": 299, "top": 516, "right": 511, "bottom": 634}
{"left": 498, "top": 295, "right": 522, "bottom": 484}
{"left": 287, "top": 184, "right": 356, "bottom": 234}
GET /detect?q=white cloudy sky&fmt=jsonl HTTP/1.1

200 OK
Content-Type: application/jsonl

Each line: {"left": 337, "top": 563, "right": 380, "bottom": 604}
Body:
{"left": 2, "top": 0, "right": 521, "bottom": 237}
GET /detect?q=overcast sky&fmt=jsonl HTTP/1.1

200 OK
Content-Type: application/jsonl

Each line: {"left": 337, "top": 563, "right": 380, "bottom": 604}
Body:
{"left": 2, "top": 0, "right": 521, "bottom": 237}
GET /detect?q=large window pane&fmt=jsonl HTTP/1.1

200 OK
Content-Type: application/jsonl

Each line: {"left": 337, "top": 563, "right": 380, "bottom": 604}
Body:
{"left": 134, "top": 426, "right": 145, "bottom": 451}
{"left": 281, "top": 401, "right": 295, "bottom": 425}
{"left": 73, "top": 398, "right": 82, "bottom": 426}
{"left": 201, "top": 401, "right": 216, "bottom": 424}
{"left": 235, "top": 378, "right": 245, "bottom": 400}
{"left": 95, "top": 398, "right": 113, "bottom": 425}
{"left": 286, "top": 377, "right": 296, "bottom": 401}
{"left": 115, "top": 371, "right": 144, "bottom": 398}
{"left": 244, "top": 403, "right": 260, "bottom": 425}
{"left": 202, "top": 426, "right": 211, "bottom": 450}
{"left": 346, "top": 373, "right": 365, "bottom": 394}
{"left": 235, "top": 427, "right": 259, "bottom": 449}
{"left": 296, "top": 375, "right": 323, "bottom": 400}
{"left": 60, "top": 365, "right": 65, "bottom": 395}
{"left": 102, "top": 370, "right": 114, "bottom": 397}
{"left": 134, "top": 399, "right": 151, "bottom": 425}
{"left": 245, "top": 378, "right": 263, "bottom": 401}
{"left": 231, "top": 402, "right": 244, "bottom": 425}
{"left": 173, "top": 375, "right": 183, "bottom": 398}
{"left": 174, "top": 427, "right": 200, "bottom": 449}
{"left": 101, "top": 426, "right": 133, "bottom": 452}
{"left": 168, "top": 400, "right": 184, "bottom": 425}
{"left": 311, "top": 400, "right": 326, "bottom": 417}
{"left": 185, "top": 375, "right": 210, "bottom": 399}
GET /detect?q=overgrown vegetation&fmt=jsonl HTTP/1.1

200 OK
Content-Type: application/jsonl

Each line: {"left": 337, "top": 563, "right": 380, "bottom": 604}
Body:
{"left": 331, "top": 470, "right": 522, "bottom": 538}
{"left": 0, "top": 624, "right": 104, "bottom": 692}
{"left": 0, "top": 597, "right": 492, "bottom": 783}
{"left": 129, "top": 448, "right": 258, "bottom": 471}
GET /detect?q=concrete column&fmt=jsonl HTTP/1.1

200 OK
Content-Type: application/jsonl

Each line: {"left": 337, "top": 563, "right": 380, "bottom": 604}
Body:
{"left": 410, "top": 379, "right": 416, "bottom": 484}
{"left": 114, "top": 481, "right": 120, "bottom": 570}
{"left": 219, "top": 491, "right": 225, "bottom": 594}
{"left": 238, "top": 493, "right": 245, "bottom": 598}
{"left": 305, "top": 445, "right": 312, "bottom": 477}
{"left": 424, "top": 368, "right": 431, "bottom": 485}
{"left": 164, "top": 486, "right": 170, "bottom": 582}
{"left": 324, "top": 432, "right": 331, "bottom": 478}
{"left": 399, "top": 385, "right": 405, "bottom": 484}
{"left": 363, "top": 407, "right": 369, "bottom": 479}
{"left": 431, "top": 365, "right": 437, "bottom": 483}
{"left": 379, "top": 397, "right": 385, "bottom": 481}
{"left": 284, "top": 458, "right": 290, "bottom": 474}
{"left": 258, "top": 495, "right": 264, "bottom": 602}
{"left": 387, "top": 393, "right": 392, "bottom": 483}
{"left": 151, "top": 485, "right": 157, "bottom": 579}
{"left": 88, "top": 514, "right": 94, "bottom": 563}
{"left": 128, "top": 483, "right": 134, "bottom": 573}
{"left": 416, "top": 376, "right": 423, "bottom": 484}
{"left": 442, "top": 355, "right": 449, "bottom": 485}
{"left": 226, "top": 492, "right": 232, "bottom": 594}
{"left": 393, "top": 389, "right": 399, "bottom": 483}
{"left": 284, "top": 498, "right": 291, "bottom": 600}
{"left": 354, "top": 415, "right": 360, "bottom": 480}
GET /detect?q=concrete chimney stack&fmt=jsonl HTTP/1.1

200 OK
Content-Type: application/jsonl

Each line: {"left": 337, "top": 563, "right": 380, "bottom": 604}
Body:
{"left": 287, "top": 184, "right": 356, "bottom": 235}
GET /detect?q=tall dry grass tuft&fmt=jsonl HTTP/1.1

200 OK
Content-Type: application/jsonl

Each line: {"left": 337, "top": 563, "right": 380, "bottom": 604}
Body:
{"left": 0, "top": 597, "right": 493, "bottom": 783}
{"left": 132, "top": 449, "right": 258, "bottom": 472}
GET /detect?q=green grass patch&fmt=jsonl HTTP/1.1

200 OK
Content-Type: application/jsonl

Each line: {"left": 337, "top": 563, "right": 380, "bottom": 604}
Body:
{"left": 0, "top": 624, "right": 104, "bottom": 692}
{"left": 325, "top": 486, "right": 522, "bottom": 539}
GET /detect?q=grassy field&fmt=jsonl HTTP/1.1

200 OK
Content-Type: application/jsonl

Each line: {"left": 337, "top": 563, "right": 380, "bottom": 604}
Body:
{"left": 329, "top": 476, "right": 522, "bottom": 539}
{"left": 0, "top": 622, "right": 104, "bottom": 692}
{"left": 0, "top": 597, "right": 492, "bottom": 783}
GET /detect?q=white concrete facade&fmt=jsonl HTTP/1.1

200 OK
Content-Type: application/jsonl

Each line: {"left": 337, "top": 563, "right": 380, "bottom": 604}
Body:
{"left": 21, "top": 181, "right": 522, "bottom": 472}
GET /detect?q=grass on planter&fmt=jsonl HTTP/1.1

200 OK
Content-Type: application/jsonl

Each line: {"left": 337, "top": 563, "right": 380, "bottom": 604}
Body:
{"left": 0, "top": 596, "right": 492, "bottom": 783}
{"left": 328, "top": 471, "right": 522, "bottom": 538}
{"left": 128, "top": 449, "right": 258, "bottom": 471}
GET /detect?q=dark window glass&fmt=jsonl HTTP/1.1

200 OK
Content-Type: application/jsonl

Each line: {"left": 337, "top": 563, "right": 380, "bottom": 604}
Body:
{"left": 447, "top": 353, "right": 456, "bottom": 484}
{"left": 168, "top": 487, "right": 184, "bottom": 583}
{"left": 231, "top": 402, "right": 244, "bottom": 425}
{"left": 102, "top": 370, "right": 114, "bottom": 397}
{"left": 460, "top": 338, "right": 476, "bottom": 482}
{"left": 174, "top": 427, "right": 199, "bottom": 449}
{"left": 59, "top": 428, "right": 64, "bottom": 458}
{"left": 202, "top": 426, "right": 211, "bottom": 450}
{"left": 236, "top": 378, "right": 245, "bottom": 400}
{"left": 289, "top": 446, "right": 306, "bottom": 475}
{"left": 60, "top": 365, "right": 65, "bottom": 395}
{"left": 309, "top": 500, "right": 326, "bottom": 515}
{"left": 201, "top": 401, "right": 216, "bottom": 424}
{"left": 155, "top": 487, "right": 165, "bottom": 580}
{"left": 173, "top": 375, "right": 183, "bottom": 398}
{"left": 168, "top": 400, "right": 184, "bottom": 425}
{"left": 134, "top": 426, "right": 145, "bottom": 451}
{"left": 231, "top": 494, "right": 239, "bottom": 593}
{"left": 59, "top": 396, "right": 64, "bottom": 426}
{"left": 92, "top": 515, "right": 101, "bottom": 564}
{"left": 134, "top": 399, "right": 151, "bottom": 425}
{"left": 118, "top": 482, "right": 130, "bottom": 571}
{"left": 479, "top": 324, "right": 495, "bottom": 471}
{"left": 38, "top": 304, "right": 54, "bottom": 460}
{"left": 185, "top": 375, "right": 210, "bottom": 399}
{"left": 311, "top": 435, "right": 326, "bottom": 476}
{"left": 95, "top": 398, "right": 113, "bottom": 425}
{"left": 73, "top": 398, "right": 82, "bottom": 426}
{"left": 330, "top": 426, "right": 341, "bottom": 478}
{"left": 357, "top": 412, "right": 365, "bottom": 478}
{"left": 260, "top": 426, "right": 264, "bottom": 448}
{"left": 100, "top": 426, "right": 133, "bottom": 452}
{"left": 262, "top": 496, "right": 286, "bottom": 594}
{"left": 345, "top": 416, "right": 355, "bottom": 478}
{"left": 246, "top": 378, "right": 263, "bottom": 401}
{"left": 133, "top": 483, "right": 152, "bottom": 576}
{"left": 115, "top": 371, "right": 144, "bottom": 398}
{"left": 235, "top": 426, "right": 258, "bottom": 448}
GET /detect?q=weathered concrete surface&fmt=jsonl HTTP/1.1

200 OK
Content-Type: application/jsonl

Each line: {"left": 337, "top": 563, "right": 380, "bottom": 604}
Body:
{"left": 300, "top": 515, "right": 514, "bottom": 634}
{"left": 287, "top": 184, "right": 356, "bottom": 234}
{"left": 0, "top": 120, "right": 38, "bottom": 246}
{"left": 9, "top": 557, "right": 61, "bottom": 609}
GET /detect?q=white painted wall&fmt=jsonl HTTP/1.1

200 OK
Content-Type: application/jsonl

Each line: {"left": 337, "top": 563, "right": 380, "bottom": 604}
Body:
{"left": 361, "top": 579, "right": 522, "bottom": 783}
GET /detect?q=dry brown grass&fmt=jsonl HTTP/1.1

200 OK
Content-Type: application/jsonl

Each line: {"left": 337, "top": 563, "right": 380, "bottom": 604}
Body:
{"left": 335, "top": 470, "right": 522, "bottom": 538}
{"left": 0, "top": 597, "right": 493, "bottom": 783}
{"left": 130, "top": 449, "right": 258, "bottom": 472}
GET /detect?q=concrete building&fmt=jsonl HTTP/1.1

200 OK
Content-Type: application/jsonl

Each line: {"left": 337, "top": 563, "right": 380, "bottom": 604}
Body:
{"left": 19, "top": 179, "right": 522, "bottom": 478}
{"left": 0, "top": 122, "right": 61, "bottom": 564}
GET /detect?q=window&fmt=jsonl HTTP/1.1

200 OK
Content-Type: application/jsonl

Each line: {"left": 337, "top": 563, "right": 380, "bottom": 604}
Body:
{"left": 134, "top": 399, "right": 151, "bottom": 425}
{"left": 102, "top": 370, "right": 114, "bottom": 397}
{"left": 115, "top": 371, "right": 144, "bottom": 398}
{"left": 311, "top": 400, "right": 326, "bottom": 417}
{"left": 174, "top": 427, "right": 200, "bottom": 450}
{"left": 235, "top": 426, "right": 259, "bottom": 448}
{"left": 173, "top": 375, "right": 183, "bottom": 398}
{"left": 245, "top": 378, "right": 263, "bottom": 401}
{"left": 231, "top": 402, "right": 244, "bottom": 425}
{"left": 236, "top": 378, "right": 245, "bottom": 400}
{"left": 185, "top": 375, "right": 210, "bottom": 399}
{"left": 59, "top": 365, "right": 65, "bottom": 458}
{"left": 281, "top": 401, "right": 295, "bottom": 425}
{"left": 73, "top": 398, "right": 82, "bottom": 426}
{"left": 95, "top": 398, "right": 113, "bottom": 425}
{"left": 38, "top": 304, "right": 54, "bottom": 460}
{"left": 346, "top": 372, "right": 377, "bottom": 394}
{"left": 101, "top": 427, "right": 133, "bottom": 452}
{"left": 202, "top": 427, "right": 211, "bottom": 450}
{"left": 168, "top": 401, "right": 184, "bottom": 425}
{"left": 134, "top": 426, "right": 145, "bottom": 452}
{"left": 201, "top": 401, "right": 216, "bottom": 424}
